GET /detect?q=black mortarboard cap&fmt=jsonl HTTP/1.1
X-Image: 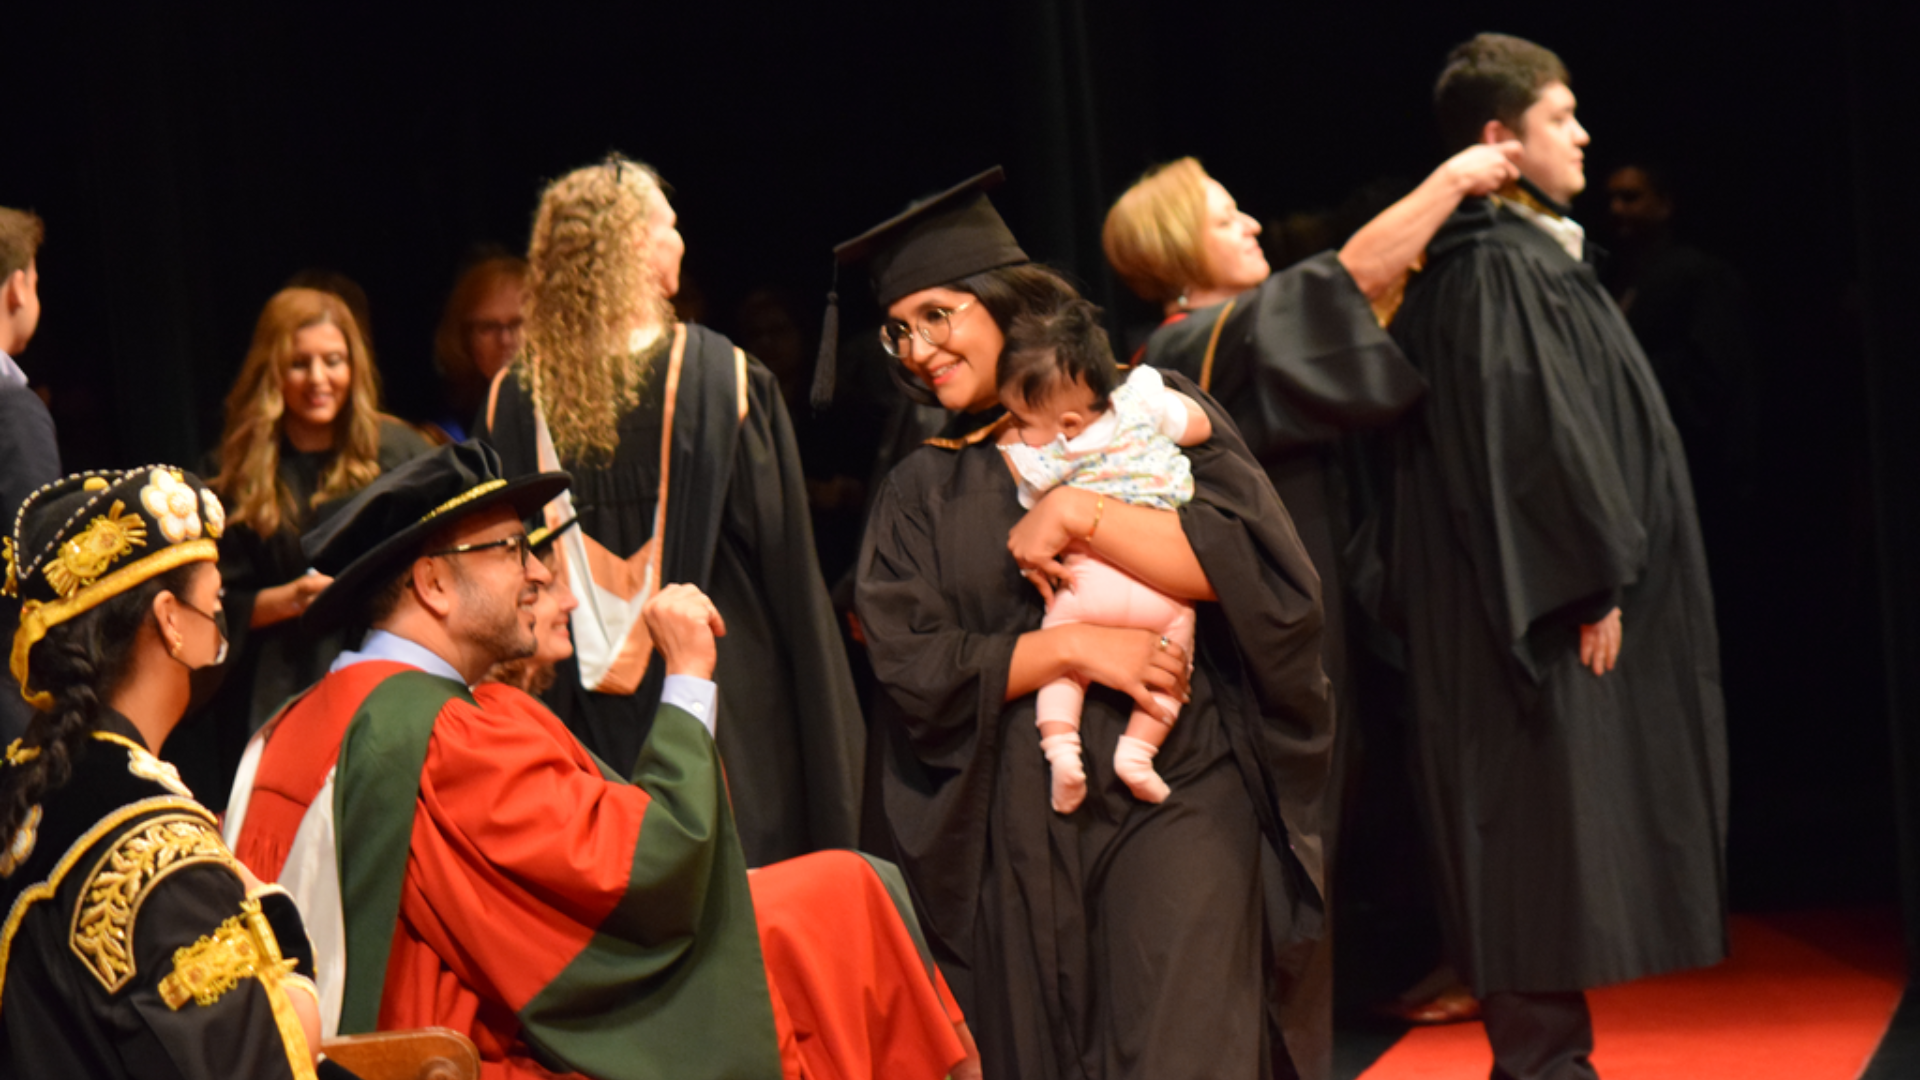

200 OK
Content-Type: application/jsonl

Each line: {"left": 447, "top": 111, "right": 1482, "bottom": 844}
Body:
{"left": 810, "top": 167, "right": 1028, "bottom": 409}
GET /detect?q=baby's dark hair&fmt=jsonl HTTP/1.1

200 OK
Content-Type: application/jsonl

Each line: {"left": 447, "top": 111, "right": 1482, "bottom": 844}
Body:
{"left": 998, "top": 298, "right": 1119, "bottom": 412}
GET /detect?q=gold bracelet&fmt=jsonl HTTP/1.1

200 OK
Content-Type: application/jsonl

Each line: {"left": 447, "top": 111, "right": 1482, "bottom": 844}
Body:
{"left": 1083, "top": 493, "right": 1105, "bottom": 542}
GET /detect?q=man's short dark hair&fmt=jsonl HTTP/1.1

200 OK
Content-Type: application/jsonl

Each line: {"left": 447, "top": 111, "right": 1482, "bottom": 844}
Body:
{"left": 1434, "top": 33, "right": 1571, "bottom": 153}
{"left": 0, "top": 207, "right": 45, "bottom": 279}
{"left": 998, "top": 298, "right": 1120, "bottom": 412}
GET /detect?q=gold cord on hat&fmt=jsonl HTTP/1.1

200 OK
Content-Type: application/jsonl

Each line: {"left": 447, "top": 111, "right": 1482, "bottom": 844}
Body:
{"left": 421, "top": 479, "right": 508, "bottom": 523}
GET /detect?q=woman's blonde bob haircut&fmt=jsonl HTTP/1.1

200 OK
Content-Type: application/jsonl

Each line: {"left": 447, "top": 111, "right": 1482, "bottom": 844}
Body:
{"left": 1102, "top": 157, "right": 1213, "bottom": 306}
{"left": 214, "top": 287, "right": 385, "bottom": 537}
{"left": 521, "top": 155, "right": 674, "bottom": 465}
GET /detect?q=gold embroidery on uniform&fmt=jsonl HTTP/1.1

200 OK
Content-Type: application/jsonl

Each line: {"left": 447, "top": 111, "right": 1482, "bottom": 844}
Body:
{"left": 69, "top": 813, "right": 239, "bottom": 995}
{"left": 0, "top": 796, "right": 211, "bottom": 1012}
{"left": 0, "top": 805, "right": 41, "bottom": 877}
{"left": 42, "top": 501, "right": 148, "bottom": 599}
{"left": 156, "top": 896, "right": 319, "bottom": 1080}
{"left": 158, "top": 898, "right": 296, "bottom": 1009}
{"left": 93, "top": 732, "right": 194, "bottom": 798}
{"left": 4, "top": 739, "right": 39, "bottom": 766}
{"left": 2, "top": 536, "right": 17, "bottom": 599}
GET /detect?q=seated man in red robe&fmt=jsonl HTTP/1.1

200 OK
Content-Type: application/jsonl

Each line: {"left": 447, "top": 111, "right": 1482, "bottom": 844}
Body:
{"left": 223, "top": 440, "right": 975, "bottom": 1080}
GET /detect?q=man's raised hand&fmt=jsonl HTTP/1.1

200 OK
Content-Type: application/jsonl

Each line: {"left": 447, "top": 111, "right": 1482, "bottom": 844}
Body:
{"left": 644, "top": 583, "right": 727, "bottom": 680}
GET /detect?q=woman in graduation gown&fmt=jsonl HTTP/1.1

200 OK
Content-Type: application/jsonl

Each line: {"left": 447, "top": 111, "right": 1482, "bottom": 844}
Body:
{"left": 1103, "top": 147, "right": 1527, "bottom": 1035}
{"left": 1103, "top": 146, "right": 1522, "bottom": 746}
{"left": 481, "top": 156, "right": 863, "bottom": 868}
{"left": 1, "top": 466, "right": 332, "bottom": 1078}
{"left": 848, "top": 169, "right": 1339, "bottom": 1080}
{"left": 168, "top": 288, "right": 432, "bottom": 808}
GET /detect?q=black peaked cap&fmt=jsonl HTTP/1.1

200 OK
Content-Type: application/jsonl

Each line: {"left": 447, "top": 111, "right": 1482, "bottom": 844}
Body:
{"left": 299, "top": 440, "right": 569, "bottom": 631}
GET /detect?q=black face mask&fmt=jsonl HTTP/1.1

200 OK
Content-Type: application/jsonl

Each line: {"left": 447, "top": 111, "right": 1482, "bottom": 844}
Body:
{"left": 171, "top": 601, "right": 230, "bottom": 668}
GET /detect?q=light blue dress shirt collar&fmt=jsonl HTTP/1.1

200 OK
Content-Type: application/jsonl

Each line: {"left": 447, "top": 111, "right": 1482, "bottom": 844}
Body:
{"left": 330, "top": 628, "right": 468, "bottom": 685}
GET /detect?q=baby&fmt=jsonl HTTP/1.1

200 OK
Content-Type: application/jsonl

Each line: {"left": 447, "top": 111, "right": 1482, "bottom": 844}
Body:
{"left": 997, "top": 299, "right": 1212, "bottom": 812}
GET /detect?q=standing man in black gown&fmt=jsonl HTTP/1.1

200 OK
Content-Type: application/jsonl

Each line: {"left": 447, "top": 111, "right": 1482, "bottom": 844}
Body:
{"left": 0, "top": 206, "right": 57, "bottom": 746}
{"left": 1384, "top": 34, "right": 1728, "bottom": 1080}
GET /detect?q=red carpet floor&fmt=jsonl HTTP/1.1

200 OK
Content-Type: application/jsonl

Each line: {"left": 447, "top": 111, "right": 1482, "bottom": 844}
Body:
{"left": 1358, "top": 910, "right": 1905, "bottom": 1080}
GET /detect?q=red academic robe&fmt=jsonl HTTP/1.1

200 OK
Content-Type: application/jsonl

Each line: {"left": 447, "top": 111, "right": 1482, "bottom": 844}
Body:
{"left": 233, "top": 663, "right": 964, "bottom": 1079}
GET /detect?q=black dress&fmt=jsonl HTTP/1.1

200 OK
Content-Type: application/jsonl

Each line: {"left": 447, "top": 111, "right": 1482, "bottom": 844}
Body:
{"left": 856, "top": 373, "right": 1332, "bottom": 1080}
{"left": 1384, "top": 197, "right": 1729, "bottom": 994}
{"left": 167, "top": 417, "right": 433, "bottom": 809}
{"left": 484, "top": 324, "right": 865, "bottom": 867}
{"left": 1, "top": 713, "right": 325, "bottom": 1078}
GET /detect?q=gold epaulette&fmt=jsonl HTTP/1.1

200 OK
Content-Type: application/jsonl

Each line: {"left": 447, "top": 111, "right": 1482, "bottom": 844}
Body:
{"left": 70, "top": 813, "right": 240, "bottom": 995}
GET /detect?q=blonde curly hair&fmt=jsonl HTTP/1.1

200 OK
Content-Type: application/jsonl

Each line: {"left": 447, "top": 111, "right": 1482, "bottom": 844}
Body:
{"left": 521, "top": 156, "right": 674, "bottom": 464}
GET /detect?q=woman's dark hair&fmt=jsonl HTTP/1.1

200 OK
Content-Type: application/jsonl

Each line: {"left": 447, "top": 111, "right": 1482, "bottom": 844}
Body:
{"left": 0, "top": 565, "right": 197, "bottom": 845}
{"left": 886, "top": 263, "right": 1084, "bottom": 409}
{"left": 998, "top": 298, "right": 1120, "bottom": 413}
{"left": 1433, "top": 33, "right": 1570, "bottom": 153}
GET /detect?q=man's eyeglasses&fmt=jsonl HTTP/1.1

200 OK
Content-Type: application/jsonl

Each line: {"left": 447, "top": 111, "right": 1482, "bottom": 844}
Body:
{"left": 427, "top": 533, "right": 533, "bottom": 570}
{"left": 878, "top": 299, "right": 976, "bottom": 359}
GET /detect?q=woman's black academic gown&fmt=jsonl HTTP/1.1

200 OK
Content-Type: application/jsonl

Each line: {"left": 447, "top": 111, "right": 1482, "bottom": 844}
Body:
{"left": 857, "top": 374, "right": 1332, "bottom": 1080}
{"left": 484, "top": 324, "right": 866, "bottom": 868}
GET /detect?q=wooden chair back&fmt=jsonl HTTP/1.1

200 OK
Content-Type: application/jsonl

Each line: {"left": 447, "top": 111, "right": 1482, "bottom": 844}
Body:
{"left": 319, "top": 1027, "right": 481, "bottom": 1080}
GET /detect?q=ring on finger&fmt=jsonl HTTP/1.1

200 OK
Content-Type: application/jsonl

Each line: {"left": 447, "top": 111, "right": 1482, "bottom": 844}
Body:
{"left": 1157, "top": 635, "right": 1171, "bottom": 652}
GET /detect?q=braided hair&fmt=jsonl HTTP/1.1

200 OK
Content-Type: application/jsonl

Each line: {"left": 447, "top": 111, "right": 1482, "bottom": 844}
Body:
{"left": 0, "top": 565, "right": 196, "bottom": 847}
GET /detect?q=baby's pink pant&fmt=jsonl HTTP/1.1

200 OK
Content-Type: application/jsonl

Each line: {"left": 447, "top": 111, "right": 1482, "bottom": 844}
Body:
{"left": 1037, "top": 549, "right": 1196, "bottom": 731}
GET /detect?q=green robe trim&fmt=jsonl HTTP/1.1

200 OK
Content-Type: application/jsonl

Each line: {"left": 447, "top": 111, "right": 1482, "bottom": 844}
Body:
{"left": 330, "top": 669, "right": 782, "bottom": 1077}
{"left": 331, "top": 670, "right": 473, "bottom": 1035}
{"left": 517, "top": 705, "right": 781, "bottom": 1078}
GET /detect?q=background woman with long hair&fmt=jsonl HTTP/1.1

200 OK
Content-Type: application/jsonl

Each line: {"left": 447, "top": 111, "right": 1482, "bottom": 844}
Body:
{"left": 165, "top": 287, "right": 430, "bottom": 807}
{"left": 480, "top": 156, "right": 864, "bottom": 867}
{"left": 0, "top": 466, "right": 327, "bottom": 1077}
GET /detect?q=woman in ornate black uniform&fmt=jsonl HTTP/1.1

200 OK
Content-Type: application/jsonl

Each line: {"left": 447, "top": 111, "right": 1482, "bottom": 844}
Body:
{"left": 1, "top": 466, "right": 331, "bottom": 1078}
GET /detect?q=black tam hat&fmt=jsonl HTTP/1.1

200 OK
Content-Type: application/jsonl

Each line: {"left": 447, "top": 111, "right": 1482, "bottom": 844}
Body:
{"left": 299, "top": 440, "right": 569, "bottom": 631}
{"left": 810, "top": 167, "right": 1028, "bottom": 409}
{"left": 6, "top": 466, "right": 226, "bottom": 710}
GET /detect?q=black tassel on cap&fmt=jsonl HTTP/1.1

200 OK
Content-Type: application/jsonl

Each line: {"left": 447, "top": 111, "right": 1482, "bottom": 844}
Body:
{"left": 810, "top": 267, "right": 840, "bottom": 411}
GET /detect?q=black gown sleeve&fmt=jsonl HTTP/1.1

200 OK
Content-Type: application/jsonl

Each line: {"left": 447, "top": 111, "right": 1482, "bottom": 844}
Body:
{"left": 1159, "top": 371, "right": 1336, "bottom": 893}
{"left": 123, "top": 863, "right": 315, "bottom": 1080}
{"left": 856, "top": 463, "right": 1019, "bottom": 763}
{"left": 1392, "top": 238, "right": 1650, "bottom": 665}
{"left": 715, "top": 361, "right": 865, "bottom": 851}
{"left": 855, "top": 455, "right": 1025, "bottom": 945}
{"left": 1148, "top": 251, "right": 1426, "bottom": 461}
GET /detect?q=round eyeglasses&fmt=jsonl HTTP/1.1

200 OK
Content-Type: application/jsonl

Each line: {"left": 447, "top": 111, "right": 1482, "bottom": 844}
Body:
{"left": 878, "top": 299, "right": 977, "bottom": 359}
